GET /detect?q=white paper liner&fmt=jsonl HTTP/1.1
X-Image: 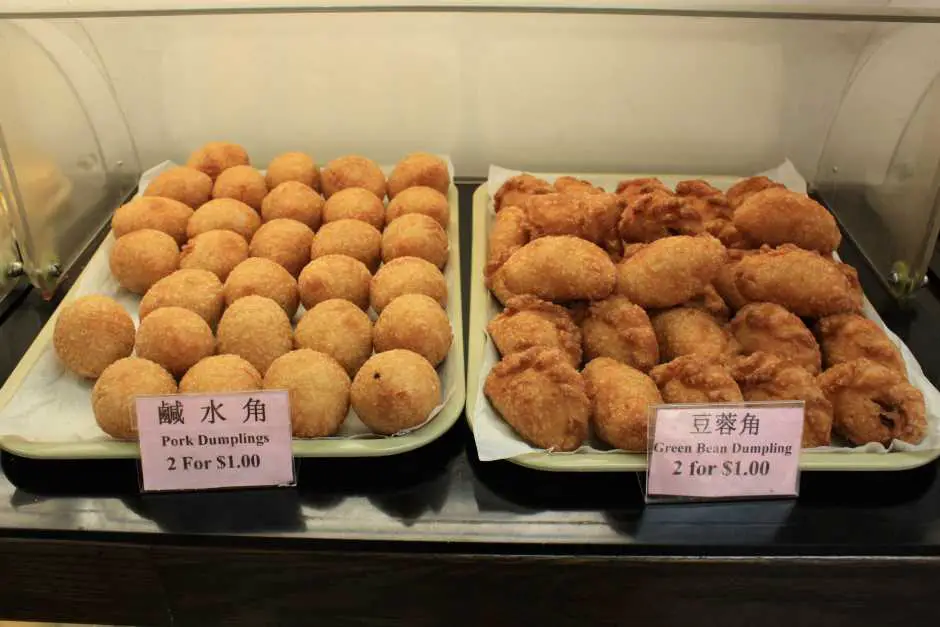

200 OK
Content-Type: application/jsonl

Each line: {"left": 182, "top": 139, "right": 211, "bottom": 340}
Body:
{"left": 0, "top": 158, "right": 459, "bottom": 443}
{"left": 472, "top": 161, "right": 940, "bottom": 461}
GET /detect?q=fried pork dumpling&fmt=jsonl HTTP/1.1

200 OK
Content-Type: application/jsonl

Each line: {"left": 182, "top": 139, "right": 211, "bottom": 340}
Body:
{"left": 387, "top": 152, "right": 450, "bottom": 198}
{"left": 615, "top": 235, "right": 726, "bottom": 309}
{"left": 815, "top": 313, "right": 907, "bottom": 378}
{"left": 817, "top": 358, "right": 925, "bottom": 446}
{"left": 186, "top": 141, "right": 250, "bottom": 181}
{"left": 494, "top": 174, "right": 553, "bottom": 213}
{"left": 487, "top": 295, "right": 582, "bottom": 368}
{"left": 734, "top": 244, "right": 862, "bottom": 318}
{"left": 650, "top": 355, "right": 743, "bottom": 405}
{"left": 731, "top": 302, "right": 821, "bottom": 374}
{"left": 733, "top": 352, "right": 833, "bottom": 448}
{"left": 484, "top": 347, "right": 589, "bottom": 451}
{"left": 321, "top": 154, "right": 387, "bottom": 200}
{"left": 583, "top": 357, "right": 662, "bottom": 451}
{"left": 580, "top": 295, "right": 658, "bottom": 371}
{"left": 487, "top": 236, "right": 616, "bottom": 305}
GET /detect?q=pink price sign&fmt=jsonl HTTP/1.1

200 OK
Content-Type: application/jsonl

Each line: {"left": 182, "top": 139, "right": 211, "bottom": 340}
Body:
{"left": 646, "top": 402, "right": 804, "bottom": 500}
{"left": 136, "top": 390, "right": 295, "bottom": 492}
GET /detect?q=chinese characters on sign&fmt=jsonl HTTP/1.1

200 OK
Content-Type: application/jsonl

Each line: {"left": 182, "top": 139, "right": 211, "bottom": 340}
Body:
{"left": 647, "top": 403, "right": 804, "bottom": 500}
{"left": 136, "top": 390, "right": 294, "bottom": 492}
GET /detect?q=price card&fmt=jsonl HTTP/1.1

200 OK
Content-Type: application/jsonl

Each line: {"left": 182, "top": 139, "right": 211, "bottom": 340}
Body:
{"left": 646, "top": 402, "right": 804, "bottom": 501}
{"left": 136, "top": 390, "right": 295, "bottom": 492}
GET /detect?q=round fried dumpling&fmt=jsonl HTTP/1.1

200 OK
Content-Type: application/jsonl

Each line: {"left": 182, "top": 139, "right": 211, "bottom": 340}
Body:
{"left": 583, "top": 357, "right": 662, "bottom": 451}
{"left": 53, "top": 295, "right": 135, "bottom": 378}
{"left": 265, "top": 151, "right": 320, "bottom": 191}
{"left": 295, "top": 299, "right": 373, "bottom": 377}
{"left": 734, "top": 187, "right": 840, "bottom": 253}
{"left": 180, "top": 354, "right": 262, "bottom": 394}
{"left": 298, "top": 254, "right": 371, "bottom": 311}
{"left": 260, "top": 181, "right": 324, "bottom": 231}
{"left": 615, "top": 235, "right": 726, "bottom": 309}
{"left": 180, "top": 229, "right": 248, "bottom": 282}
{"left": 322, "top": 187, "right": 385, "bottom": 230}
{"left": 321, "top": 155, "right": 386, "bottom": 199}
{"left": 385, "top": 186, "right": 449, "bottom": 229}
{"left": 112, "top": 196, "right": 194, "bottom": 244}
{"left": 650, "top": 355, "right": 743, "bottom": 405}
{"left": 351, "top": 350, "right": 441, "bottom": 435}
{"left": 249, "top": 218, "right": 314, "bottom": 277}
{"left": 382, "top": 213, "right": 448, "bottom": 269}
{"left": 264, "top": 349, "right": 351, "bottom": 438}
{"left": 92, "top": 358, "right": 177, "bottom": 440}
{"left": 370, "top": 256, "right": 447, "bottom": 313}
{"left": 140, "top": 269, "right": 224, "bottom": 327}
{"left": 212, "top": 165, "right": 267, "bottom": 211}
{"left": 187, "top": 198, "right": 261, "bottom": 241}
{"left": 387, "top": 152, "right": 450, "bottom": 198}
{"left": 731, "top": 302, "right": 821, "bottom": 374}
{"left": 818, "top": 358, "right": 925, "bottom": 447}
{"left": 217, "top": 295, "right": 292, "bottom": 375}
{"left": 487, "top": 295, "right": 581, "bottom": 368}
{"left": 224, "top": 257, "right": 300, "bottom": 318}
{"left": 186, "top": 141, "right": 249, "bottom": 180}
{"left": 374, "top": 294, "right": 452, "bottom": 367}
{"left": 143, "top": 166, "right": 213, "bottom": 208}
{"left": 580, "top": 295, "right": 657, "bottom": 371}
{"left": 651, "top": 307, "right": 736, "bottom": 362}
{"left": 310, "top": 218, "right": 382, "bottom": 272}
{"left": 109, "top": 229, "right": 180, "bottom": 294}
{"left": 135, "top": 307, "right": 215, "bottom": 377}
{"left": 487, "top": 236, "right": 615, "bottom": 305}
{"left": 484, "top": 346, "right": 589, "bottom": 451}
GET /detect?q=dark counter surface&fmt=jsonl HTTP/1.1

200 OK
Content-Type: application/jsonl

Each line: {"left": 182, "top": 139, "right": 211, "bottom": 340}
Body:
{"left": 1, "top": 182, "right": 940, "bottom": 625}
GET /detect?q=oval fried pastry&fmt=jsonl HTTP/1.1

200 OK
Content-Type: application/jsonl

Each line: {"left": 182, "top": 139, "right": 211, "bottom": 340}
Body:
{"left": 650, "top": 355, "right": 743, "bottom": 404}
{"left": 713, "top": 249, "right": 757, "bottom": 311}
{"left": 618, "top": 191, "right": 703, "bottom": 243}
{"left": 815, "top": 313, "right": 906, "bottom": 378}
{"left": 526, "top": 192, "right": 622, "bottom": 253}
{"left": 651, "top": 307, "right": 736, "bottom": 362}
{"left": 731, "top": 302, "right": 821, "bottom": 374}
{"left": 583, "top": 357, "right": 662, "bottom": 451}
{"left": 734, "top": 188, "right": 841, "bottom": 253}
{"left": 817, "top": 358, "right": 925, "bottom": 446}
{"left": 733, "top": 352, "right": 833, "bottom": 447}
{"left": 726, "top": 175, "right": 784, "bottom": 209}
{"left": 487, "top": 296, "right": 582, "bottom": 368}
{"left": 615, "top": 235, "right": 726, "bottom": 309}
{"left": 484, "top": 347, "right": 589, "bottom": 451}
{"left": 580, "top": 295, "right": 658, "bottom": 371}
{"left": 487, "top": 236, "right": 616, "bottom": 305}
{"left": 734, "top": 245, "right": 862, "bottom": 318}
{"left": 485, "top": 205, "right": 530, "bottom": 277}
{"left": 494, "top": 174, "right": 552, "bottom": 212}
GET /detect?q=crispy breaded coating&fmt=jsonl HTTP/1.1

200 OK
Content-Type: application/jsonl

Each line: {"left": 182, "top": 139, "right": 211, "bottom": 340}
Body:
{"left": 265, "top": 151, "right": 320, "bottom": 192}
{"left": 54, "top": 295, "right": 135, "bottom": 379}
{"left": 494, "top": 174, "right": 552, "bottom": 212}
{"left": 731, "top": 302, "right": 821, "bottom": 374}
{"left": 140, "top": 269, "right": 224, "bottom": 327}
{"left": 261, "top": 181, "right": 324, "bottom": 230}
{"left": 180, "top": 229, "right": 248, "bottom": 282}
{"left": 387, "top": 152, "right": 450, "bottom": 198}
{"left": 487, "top": 236, "right": 616, "bottom": 305}
{"left": 615, "top": 235, "right": 726, "bottom": 308}
{"left": 484, "top": 347, "right": 589, "bottom": 451}
{"left": 352, "top": 350, "right": 441, "bottom": 435}
{"left": 615, "top": 177, "right": 671, "bottom": 200}
{"left": 135, "top": 307, "right": 215, "bottom": 378}
{"left": 734, "top": 244, "right": 862, "bottom": 317}
{"left": 320, "top": 154, "right": 387, "bottom": 199}
{"left": 583, "top": 357, "right": 662, "bottom": 451}
{"left": 113, "top": 196, "right": 193, "bottom": 244}
{"left": 370, "top": 256, "right": 447, "bottom": 313}
{"left": 187, "top": 198, "right": 261, "bottom": 241}
{"left": 374, "top": 294, "right": 452, "bottom": 367}
{"left": 733, "top": 352, "right": 832, "bottom": 447}
{"left": 92, "top": 358, "right": 177, "bottom": 440}
{"left": 817, "top": 358, "right": 925, "bottom": 446}
{"left": 224, "top": 257, "right": 300, "bottom": 318}
{"left": 212, "top": 165, "right": 267, "bottom": 211}
{"left": 299, "top": 254, "right": 371, "bottom": 311}
{"left": 712, "top": 249, "right": 756, "bottom": 311}
{"left": 726, "top": 175, "right": 784, "bottom": 209}
{"left": 295, "top": 299, "right": 373, "bottom": 377}
{"left": 650, "top": 355, "right": 743, "bottom": 404}
{"left": 382, "top": 213, "right": 449, "bottom": 269}
{"left": 651, "top": 307, "right": 736, "bottom": 362}
{"left": 618, "top": 190, "right": 703, "bottom": 242}
{"left": 250, "top": 218, "right": 314, "bottom": 277}
{"left": 580, "top": 295, "right": 658, "bottom": 371}
{"left": 815, "top": 313, "right": 906, "bottom": 377}
{"left": 265, "top": 349, "right": 351, "bottom": 437}
{"left": 526, "top": 192, "right": 623, "bottom": 253}
{"left": 109, "top": 229, "right": 180, "bottom": 295}
{"left": 487, "top": 295, "right": 582, "bottom": 368}
{"left": 311, "top": 218, "right": 382, "bottom": 273}
{"left": 485, "top": 205, "right": 530, "bottom": 277}
{"left": 144, "top": 166, "right": 212, "bottom": 209}
{"left": 734, "top": 188, "right": 841, "bottom": 253}
{"left": 216, "top": 295, "right": 292, "bottom": 375}
{"left": 322, "top": 187, "right": 385, "bottom": 230}
{"left": 553, "top": 176, "right": 603, "bottom": 195}
{"left": 386, "top": 186, "right": 449, "bottom": 229}
{"left": 186, "top": 141, "right": 250, "bottom": 181}
{"left": 180, "top": 354, "right": 262, "bottom": 394}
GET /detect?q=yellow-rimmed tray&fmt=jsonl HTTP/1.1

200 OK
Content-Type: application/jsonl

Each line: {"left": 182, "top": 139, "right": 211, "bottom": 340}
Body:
{"left": 466, "top": 181, "right": 940, "bottom": 472}
{"left": 0, "top": 175, "right": 464, "bottom": 460}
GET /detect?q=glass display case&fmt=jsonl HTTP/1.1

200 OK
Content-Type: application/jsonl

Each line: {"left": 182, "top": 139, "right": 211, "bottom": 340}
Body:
{"left": 0, "top": 1, "right": 939, "bottom": 297}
